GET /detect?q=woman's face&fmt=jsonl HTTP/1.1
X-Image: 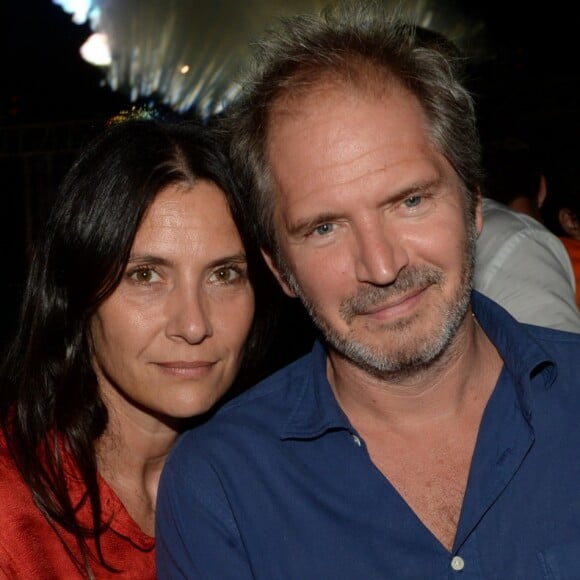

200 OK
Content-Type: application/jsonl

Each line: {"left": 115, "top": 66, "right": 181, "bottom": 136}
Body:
{"left": 90, "top": 180, "right": 255, "bottom": 423}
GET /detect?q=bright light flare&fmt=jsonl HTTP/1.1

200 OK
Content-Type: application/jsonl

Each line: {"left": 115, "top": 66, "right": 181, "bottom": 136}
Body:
{"left": 54, "top": 0, "right": 490, "bottom": 118}
{"left": 52, "top": 0, "right": 96, "bottom": 26}
{"left": 80, "top": 32, "right": 111, "bottom": 66}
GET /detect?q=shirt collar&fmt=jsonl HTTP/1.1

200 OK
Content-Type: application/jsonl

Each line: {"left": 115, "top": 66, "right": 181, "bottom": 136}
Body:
{"left": 472, "top": 290, "right": 556, "bottom": 420}
{"left": 281, "top": 291, "right": 556, "bottom": 440}
{"left": 281, "top": 340, "right": 351, "bottom": 440}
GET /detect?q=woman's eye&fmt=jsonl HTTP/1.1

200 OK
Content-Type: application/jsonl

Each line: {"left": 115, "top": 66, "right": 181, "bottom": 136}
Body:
{"left": 209, "top": 266, "right": 245, "bottom": 285}
{"left": 314, "top": 223, "right": 334, "bottom": 236}
{"left": 403, "top": 195, "right": 423, "bottom": 208}
{"left": 128, "top": 268, "right": 161, "bottom": 284}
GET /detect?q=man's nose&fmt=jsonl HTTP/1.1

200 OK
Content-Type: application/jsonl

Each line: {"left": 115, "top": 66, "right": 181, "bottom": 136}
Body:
{"left": 354, "top": 219, "right": 409, "bottom": 285}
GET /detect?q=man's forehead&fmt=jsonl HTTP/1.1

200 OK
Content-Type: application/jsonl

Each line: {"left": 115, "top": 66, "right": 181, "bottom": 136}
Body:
{"left": 266, "top": 82, "right": 414, "bottom": 169}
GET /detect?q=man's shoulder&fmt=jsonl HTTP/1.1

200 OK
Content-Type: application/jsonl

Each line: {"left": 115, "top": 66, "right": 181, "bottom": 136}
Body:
{"left": 505, "top": 315, "right": 580, "bottom": 383}
{"left": 517, "top": 325, "right": 580, "bottom": 411}
{"left": 522, "top": 322, "right": 580, "bottom": 352}
{"left": 472, "top": 290, "right": 580, "bottom": 353}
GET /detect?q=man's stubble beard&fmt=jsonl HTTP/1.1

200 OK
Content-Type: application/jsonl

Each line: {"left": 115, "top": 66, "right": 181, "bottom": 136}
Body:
{"left": 278, "top": 219, "right": 477, "bottom": 378}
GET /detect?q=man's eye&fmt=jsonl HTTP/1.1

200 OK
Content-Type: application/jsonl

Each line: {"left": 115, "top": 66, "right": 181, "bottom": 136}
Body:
{"left": 314, "top": 223, "right": 334, "bottom": 235}
{"left": 404, "top": 195, "right": 423, "bottom": 208}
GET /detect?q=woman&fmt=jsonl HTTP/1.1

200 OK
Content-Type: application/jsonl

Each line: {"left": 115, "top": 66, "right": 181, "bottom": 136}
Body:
{"left": 0, "top": 116, "right": 273, "bottom": 578}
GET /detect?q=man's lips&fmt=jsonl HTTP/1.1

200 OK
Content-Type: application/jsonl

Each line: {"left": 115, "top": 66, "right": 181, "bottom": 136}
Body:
{"left": 357, "top": 286, "right": 426, "bottom": 317}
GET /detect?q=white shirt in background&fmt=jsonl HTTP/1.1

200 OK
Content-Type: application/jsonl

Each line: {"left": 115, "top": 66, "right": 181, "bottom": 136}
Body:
{"left": 475, "top": 197, "right": 580, "bottom": 333}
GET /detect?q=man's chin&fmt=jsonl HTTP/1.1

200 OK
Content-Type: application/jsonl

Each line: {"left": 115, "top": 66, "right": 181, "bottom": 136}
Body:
{"left": 328, "top": 322, "right": 456, "bottom": 375}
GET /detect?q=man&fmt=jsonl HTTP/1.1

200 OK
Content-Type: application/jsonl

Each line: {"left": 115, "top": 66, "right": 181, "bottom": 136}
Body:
{"left": 156, "top": 2, "right": 580, "bottom": 578}
{"left": 475, "top": 135, "right": 580, "bottom": 331}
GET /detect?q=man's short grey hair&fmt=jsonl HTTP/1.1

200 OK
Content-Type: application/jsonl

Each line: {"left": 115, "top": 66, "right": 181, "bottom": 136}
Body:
{"left": 225, "top": 0, "right": 483, "bottom": 265}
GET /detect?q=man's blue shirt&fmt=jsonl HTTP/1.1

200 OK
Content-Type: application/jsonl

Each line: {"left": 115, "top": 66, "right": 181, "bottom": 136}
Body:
{"left": 156, "top": 292, "right": 580, "bottom": 579}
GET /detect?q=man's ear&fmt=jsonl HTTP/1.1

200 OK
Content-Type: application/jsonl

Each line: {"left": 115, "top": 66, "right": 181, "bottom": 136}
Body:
{"left": 261, "top": 250, "right": 297, "bottom": 298}
{"left": 474, "top": 188, "right": 483, "bottom": 236}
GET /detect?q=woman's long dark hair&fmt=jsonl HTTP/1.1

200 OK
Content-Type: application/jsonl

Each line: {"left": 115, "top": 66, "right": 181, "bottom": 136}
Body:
{"left": 0, "top": 117, "right": 276, "bottom": 575}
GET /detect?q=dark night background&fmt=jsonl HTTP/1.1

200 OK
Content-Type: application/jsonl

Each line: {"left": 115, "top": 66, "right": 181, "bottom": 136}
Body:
{"left": 1, "top": 0, "right": 580, "bottom": 352}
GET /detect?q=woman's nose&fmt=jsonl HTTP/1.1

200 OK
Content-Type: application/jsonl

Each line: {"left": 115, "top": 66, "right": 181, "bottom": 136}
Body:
{"left": 165, "top": 284, "right": 212, "bottom": 344}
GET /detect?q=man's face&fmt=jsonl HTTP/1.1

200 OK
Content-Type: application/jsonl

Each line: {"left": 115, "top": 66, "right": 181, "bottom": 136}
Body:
{"left": 264, "top": 82, "right": 482, "bottom": 376}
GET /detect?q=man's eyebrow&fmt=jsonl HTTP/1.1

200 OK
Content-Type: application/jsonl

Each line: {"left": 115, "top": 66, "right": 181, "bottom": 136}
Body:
{"left": 393, "top": 179, "right": 443, "bottom": 198}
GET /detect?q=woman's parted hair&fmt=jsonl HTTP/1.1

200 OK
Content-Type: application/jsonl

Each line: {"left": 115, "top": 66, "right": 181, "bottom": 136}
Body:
{"left": 225, "top": 0, "right": 483, "bottom": 263}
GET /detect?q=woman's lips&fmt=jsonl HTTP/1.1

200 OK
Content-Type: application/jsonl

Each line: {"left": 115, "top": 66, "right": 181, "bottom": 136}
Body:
{"left": 155, "top": 361, "right": 215, "bottom": 378}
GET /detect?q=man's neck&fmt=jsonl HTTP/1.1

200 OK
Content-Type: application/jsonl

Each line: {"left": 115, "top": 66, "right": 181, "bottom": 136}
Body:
{"left": 326, "top": 313, "right": 502, "bottom": 430}
{"left": 326, "top": 313, "right": 503, "bottom": 550}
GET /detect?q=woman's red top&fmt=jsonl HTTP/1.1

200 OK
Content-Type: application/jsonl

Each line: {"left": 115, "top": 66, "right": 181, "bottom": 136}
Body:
{"left": 0, "top": 431, "right": 156, "bottom": 578}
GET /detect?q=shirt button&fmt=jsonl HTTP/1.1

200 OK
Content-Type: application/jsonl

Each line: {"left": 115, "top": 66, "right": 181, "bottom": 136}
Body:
{"left": 352, "top": 434, "right": 361, "bottom": 447}
{"left": 450, "top": 556, "right": 465, "bottom": 571}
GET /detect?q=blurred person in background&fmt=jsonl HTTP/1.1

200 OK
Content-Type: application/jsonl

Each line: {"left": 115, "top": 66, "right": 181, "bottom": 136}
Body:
{"left": 542, "top": 160, "right": 580, "bottom": 308}
{"left": 556, "top": 202, "right": 580, "bottom": 308}
{"left": 482, "top": 136, "right": 547, "bottom": 221}
{"left": 475, "top": 134, "right": 580, "bottom": 330}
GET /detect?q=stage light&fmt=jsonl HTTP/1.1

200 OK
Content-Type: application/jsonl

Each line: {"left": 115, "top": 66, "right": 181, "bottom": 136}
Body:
{"left": 52, "top": 0, "right": 96, "bottom": 26}
{"left": 53, "top": 0, "right": 490, "bottom": 118}
{"left": 80, "top": 32, "right": 111, "bottom": 67}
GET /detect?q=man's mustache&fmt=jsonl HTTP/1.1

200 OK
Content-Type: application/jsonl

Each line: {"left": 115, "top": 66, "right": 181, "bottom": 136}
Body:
{"left": 339, "top": 268, "right": 443, "bottom": 322}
